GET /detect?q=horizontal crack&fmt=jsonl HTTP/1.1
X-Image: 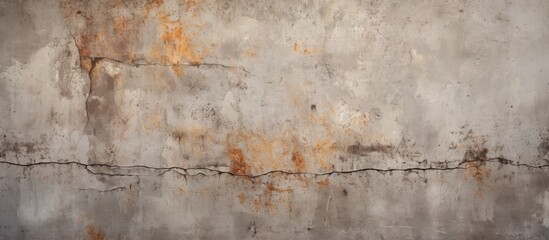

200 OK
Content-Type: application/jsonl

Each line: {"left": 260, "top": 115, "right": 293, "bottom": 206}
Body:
{"left": 78, "top": 186, "right": 128, "bottom": 193}
{"left": 84, "top": 56, "right": 250, "bottom": 74}
{"left": 0, "top": 157, "right": 547, "bottom": 178}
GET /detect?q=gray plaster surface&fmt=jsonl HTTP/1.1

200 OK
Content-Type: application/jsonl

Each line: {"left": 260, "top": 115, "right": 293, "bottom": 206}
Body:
{"left": 1, "top": 0, "right": 548, "bottom": 239}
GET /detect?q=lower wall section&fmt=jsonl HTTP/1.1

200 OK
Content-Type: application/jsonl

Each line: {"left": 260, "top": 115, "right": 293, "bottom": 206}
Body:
{"left": 1, "top": 162, "right": 548, "bottom": 239}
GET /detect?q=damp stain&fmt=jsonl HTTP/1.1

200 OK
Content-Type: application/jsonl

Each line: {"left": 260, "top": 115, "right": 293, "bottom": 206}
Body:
{"left": 346, "top": 142, "right": 393, "bottom": 156}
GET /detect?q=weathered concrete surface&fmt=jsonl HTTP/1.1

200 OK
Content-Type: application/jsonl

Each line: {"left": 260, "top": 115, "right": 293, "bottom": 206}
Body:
{"left": 1, "top": 0, "right": 548, "bottom": 239}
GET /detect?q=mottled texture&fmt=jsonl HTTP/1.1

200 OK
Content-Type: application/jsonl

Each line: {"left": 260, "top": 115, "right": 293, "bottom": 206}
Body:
{"left": 1, "top": 0, "right": 548, "bottom": 239}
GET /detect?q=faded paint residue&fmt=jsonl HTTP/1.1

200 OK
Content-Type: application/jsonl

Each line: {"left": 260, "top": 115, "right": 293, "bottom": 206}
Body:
{"left": 86, "top": 224, "right": 105, "bottom": 240}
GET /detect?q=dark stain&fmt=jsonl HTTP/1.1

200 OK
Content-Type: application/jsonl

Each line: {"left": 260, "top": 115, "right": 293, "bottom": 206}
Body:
{"left": 538, "top": 131, "right": 549, "bottom": 160}
{"left": 346, "top": 142, "right": 393, "bottom": 156}
{"left": 0, "top": 141, "right": 40, "bottom": 156}
{"left": 463, "top": 147, "right": 489, "bottom": 162}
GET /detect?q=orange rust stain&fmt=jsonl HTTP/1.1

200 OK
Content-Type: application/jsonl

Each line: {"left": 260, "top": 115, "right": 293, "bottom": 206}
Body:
{"left": 264, "top": 183, "right": 292, "bottom": 195}
{"left": 316, "top": 178, "right": 330, "bottom": 188}
{"left": 244, "top": 47, "right": 258, "bottom": 58}
{"left": 226, "top": 130, "right": 291, "bottom": 173}
{"left": 261, "top": 183, "right": 292, "bottom": 212}
{"left": 171, "top": 65, "right": 185, "bottom": 77}
{"left": 465, "top": 161, "right": 492, "bottom": 196}
{"left": 228, "top": 147, "right": 250, "bottom": 175}
{"left": 113, "top": 17, "right": 131, "bottom": 35}
{"left": 81, "top": 57, "right": 93, "bottom": 72}
{"left": 142, "top": 108, "right": 164, "bottom": 133}
{"left": 293, "top": 42, "right": 321, "bottom": 55}
{"left": 77, "top": 33, "right": 99, "bottom": 58}
{"left": 252, "top": 197, "right": 262, "bottom": 212}
{"left": 152, "top": 13, "right": 203, "bottom": 65}
{"left": 86, "top": 224, "right": 105, "bottom": 240}
{"left": 291, "top": 151, "right": 306, "bottom": 172}
{"left": 313, "top": 138, "right": 337, "bottom": 170}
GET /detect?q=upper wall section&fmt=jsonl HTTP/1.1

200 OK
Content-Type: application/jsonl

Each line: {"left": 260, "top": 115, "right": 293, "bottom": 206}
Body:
{"left": 1, "top": 0, "right": 548, "bottom": 175}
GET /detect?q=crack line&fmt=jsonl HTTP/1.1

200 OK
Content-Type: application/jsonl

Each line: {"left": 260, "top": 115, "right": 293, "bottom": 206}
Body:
{"left": 1, "top": 157, "right": 548, "bottom": 178}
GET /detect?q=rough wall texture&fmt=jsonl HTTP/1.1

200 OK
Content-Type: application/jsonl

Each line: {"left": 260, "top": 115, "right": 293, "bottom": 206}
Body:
{"left": 1, "top": 0, "right": 549, "bottom": 239}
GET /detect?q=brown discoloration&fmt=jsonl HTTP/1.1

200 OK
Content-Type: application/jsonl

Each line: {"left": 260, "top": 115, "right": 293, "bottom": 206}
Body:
{"left": 184, "top": 0, "right": 204, "bottom": 16}
{"left": 81, "top": 57, "right": 93, "bottom": 72}
{"left": 312, "top": 138, "right": 337, "bottom": 170}
{"left": 142, "top": 108, "right": 165, "bottom": 133}
{"left": 144, "top": 0, "right": 164, "bottom": 17}
{"left": 464, "top": 160, "right": 492, "bottom": 196}
{"left": 463, "top": 147, "right": 491, "bottom": 196}
{"left": 61, "top": 0, "right": 143, "bottom": 63}
{"left": 291, "top": 151, "right": 306, "bottom": 172}
{"left": 228, "top": 147, "right": 250, "bottom": 175}
{"left": 86, "top": 224, "right": 105, "bottom": 240}
{"left": 262, "top": 183, "right": 292, "bottom": 212}
{"left": 175, "top": 126, "right": 214, "bottom": 161}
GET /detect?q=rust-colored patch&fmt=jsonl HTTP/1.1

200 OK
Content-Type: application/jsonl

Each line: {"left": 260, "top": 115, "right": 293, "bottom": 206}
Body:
{"left": 238, "top": 193, "right": 246, "bottom": 204}
{"left": 291, "top": 151, "right": 306, "bottom": 172}
{"left": 264, "top": 183, "right": 292, "bottom": 195}
{"left": 316, "top": 178, "right": 330, "bottom": 188}
{"left": 113, "top": 17, "right": 131, "bottom": 35}
{"left": 184, "top": 0, "right": 204, "bottom": 16}
{"left": 293, "top": 42, "right": 321, "bottom": 55}
{"left": 244, "top": 47, "right": 258, "bottom": 58}
{"left": 463, "top": 146, "right": 491, "bottom": 196}
{"left": 465, "top": 161, "right": 492, "bottom": 196}
{"left": 86, "top": 224, "right": 105, "bottom": 240}
{"left": 81, "top": 57, "right": 93, "bottom": 72}
{"left": 144, "top": 0, "right": 164, "bottom": 18}
{"left": 228, "top": 147, "right": 250, "bottom": 175}
{"left": 261, "top": 183, "right": 292, "bottom": 212}
{"left": 153, "top": 13, "right": 203, "bottom": 65}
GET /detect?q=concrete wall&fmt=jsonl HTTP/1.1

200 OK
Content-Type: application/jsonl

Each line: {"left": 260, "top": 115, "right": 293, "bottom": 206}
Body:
{"left": 1, "top": 0, "right": 549, "bottom": 239}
